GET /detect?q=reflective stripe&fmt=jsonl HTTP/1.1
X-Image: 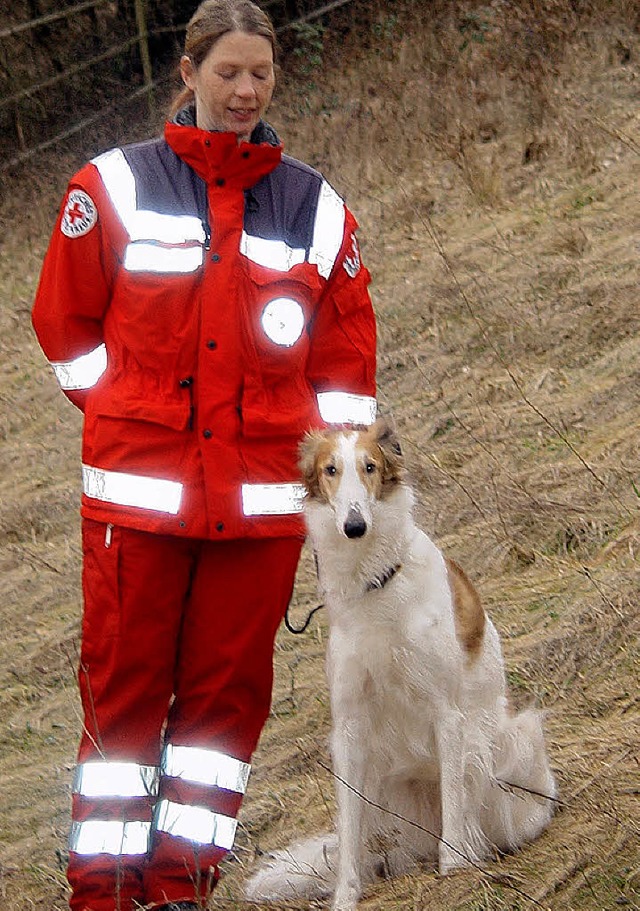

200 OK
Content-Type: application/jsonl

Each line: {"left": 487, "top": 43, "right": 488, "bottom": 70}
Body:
{"left": 241, "top": 482, "right": 305, "bottom": 516}
{"left": 82, "top": 464, "right": 183, "bottom": 514}
{"left": 240, "top": 232, "right": 306, "bottom": 272}
{"left": 127, "top": 209, "right": 205, "bottom": 245}
{"left": 309, "top": 180, "right": 346, "bottom": 279}
{"left": 163, "top": 744, "right": 250, "bottom": 793}
{"left": 93, "top": 149, "right": 205, "bottom": 274}
{"left": 124, "top": 242, "right": 204, "bottom": 274}
{"left": 93, "top": 152, "right": 343, "bottom": 278}
{"left": 73, "top": 761, "right": 158, "bottom": 798}
{"left": 93, "top": 148, "right": 137, "bottom": 223}
{"left": 317, "top": 391, "right": 377, "bottom": 425}
{"left": 69, "top": 819, "right": 151, "bottom": 856}
{"left": 50, "top": 343, "right": 107, "bottom": 391}
{"left": 154, "top": 799, "right": 237, "bottom": 850}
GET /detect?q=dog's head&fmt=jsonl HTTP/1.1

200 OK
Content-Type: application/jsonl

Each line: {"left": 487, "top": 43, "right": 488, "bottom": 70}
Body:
{"left": 298, "top": 417, "right": 405, "bottom": 539}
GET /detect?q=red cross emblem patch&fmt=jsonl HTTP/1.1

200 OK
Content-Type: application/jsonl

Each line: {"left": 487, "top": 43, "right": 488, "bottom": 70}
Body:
{"left": 61, "top": 189, "right": 97, "bottom": 238}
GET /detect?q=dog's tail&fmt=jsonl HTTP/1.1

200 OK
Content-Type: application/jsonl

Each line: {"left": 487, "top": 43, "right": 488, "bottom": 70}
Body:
{"left": 490, "top": 707, "right": 557, "bottom": 850}
{"left": 244, "top": 833, "right": 338, "bottom": 902}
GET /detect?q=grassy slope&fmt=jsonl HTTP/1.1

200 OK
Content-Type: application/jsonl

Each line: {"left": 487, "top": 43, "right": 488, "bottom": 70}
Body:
{"left": 0, "top": 2, "right": 638, "bottom": 909}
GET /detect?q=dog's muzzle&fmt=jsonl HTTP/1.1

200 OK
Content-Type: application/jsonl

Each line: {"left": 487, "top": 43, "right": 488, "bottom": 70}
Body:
{"left": 344, "top": 505, "right": 367, "bottom": 539}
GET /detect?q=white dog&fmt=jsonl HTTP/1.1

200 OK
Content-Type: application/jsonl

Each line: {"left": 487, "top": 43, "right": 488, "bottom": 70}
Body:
{"left": 245, "top": 418, "right": 556, "bottom": 911}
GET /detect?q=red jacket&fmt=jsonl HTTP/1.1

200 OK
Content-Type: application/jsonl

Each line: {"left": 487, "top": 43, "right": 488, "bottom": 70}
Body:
{"left": 32, "top": 118, "right": 377, "bottom": 540}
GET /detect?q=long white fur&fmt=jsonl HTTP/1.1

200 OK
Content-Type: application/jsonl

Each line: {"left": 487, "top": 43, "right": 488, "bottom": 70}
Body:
{"left": 245, "top": 422, "right": 556, "bottom": 911}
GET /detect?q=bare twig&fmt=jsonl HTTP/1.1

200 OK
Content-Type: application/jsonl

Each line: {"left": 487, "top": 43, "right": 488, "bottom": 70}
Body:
{"left": 0, "top": 0, "right": 110, "bottom": 39}
{"left": 7, "top": 543, "right": 62, "bottom": 574}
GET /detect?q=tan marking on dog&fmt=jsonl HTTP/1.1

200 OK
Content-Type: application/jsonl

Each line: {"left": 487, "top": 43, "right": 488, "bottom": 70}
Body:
{"left": 299, "top": 429, "right": 342, "bottom": 502}
{"left": 353, "top": 428, "right": 385, "bottom": 499}
{"left": 445, "top": 557, "right": 486, "bottom": 657}
{"left": 299, "top": 418, "right": 405, "bottom": 504}
{"left": 355, "top": 419, "right": 406, "bottom": 497}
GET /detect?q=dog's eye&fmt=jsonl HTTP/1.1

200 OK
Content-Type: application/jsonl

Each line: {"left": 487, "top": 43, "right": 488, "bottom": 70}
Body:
{"left": 365, "top": 462, "right": 377, "bottom": 474}
{"left": 324, "top": 464, "right": 337, "bottom": 476}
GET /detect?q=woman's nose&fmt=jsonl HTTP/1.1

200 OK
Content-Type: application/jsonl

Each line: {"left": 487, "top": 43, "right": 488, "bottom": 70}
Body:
{"left": 235, "top": 72, "right": 256, "bottom": 97}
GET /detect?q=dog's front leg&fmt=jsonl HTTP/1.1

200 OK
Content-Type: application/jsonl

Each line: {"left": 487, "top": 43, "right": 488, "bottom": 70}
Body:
{"left": 435, "top": 709, "right": 469, "bottom": 874}
{"left": 331, "top": 713, "right": 368, "bottom": 911}
{"left": 328, "top": 638, "right": 369, "bottom": 911}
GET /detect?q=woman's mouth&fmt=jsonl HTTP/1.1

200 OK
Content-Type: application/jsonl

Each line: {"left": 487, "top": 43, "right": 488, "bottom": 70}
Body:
{"left": 229, "top": 108, "right": 256, "bottom": 122}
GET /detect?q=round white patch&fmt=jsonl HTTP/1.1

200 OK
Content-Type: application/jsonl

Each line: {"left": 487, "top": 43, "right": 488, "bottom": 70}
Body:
{"left": 261, "top": 297, "right": 305, "bottom": 347}
{"left": 61, "top": 189, "right": 97, "bottom": 238}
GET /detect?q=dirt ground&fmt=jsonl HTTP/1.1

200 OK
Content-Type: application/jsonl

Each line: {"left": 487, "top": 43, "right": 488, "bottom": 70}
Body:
{"left": 0, "top": 2, "right": 638, "bottom": 909}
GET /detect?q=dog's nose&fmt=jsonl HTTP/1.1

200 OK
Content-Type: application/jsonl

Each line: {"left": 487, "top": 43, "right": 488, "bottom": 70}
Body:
{"left": 344, "top": 506, "right": 367, "bottom": 539}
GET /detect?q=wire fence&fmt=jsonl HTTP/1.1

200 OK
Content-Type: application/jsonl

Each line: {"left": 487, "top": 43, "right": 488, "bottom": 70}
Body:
{"left": 0, "top": 0, "right": 355, "bottom": 173}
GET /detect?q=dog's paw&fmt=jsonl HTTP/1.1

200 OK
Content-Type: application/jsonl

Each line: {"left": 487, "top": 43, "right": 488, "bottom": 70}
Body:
{"left": 438, "top": 844, "right": 470, "bottom": 875}
{"left": 332, "top": 897, "right": 359, "bottom": 911}
{"left": 332, "top": 878, "right": 361, "bottom": 911}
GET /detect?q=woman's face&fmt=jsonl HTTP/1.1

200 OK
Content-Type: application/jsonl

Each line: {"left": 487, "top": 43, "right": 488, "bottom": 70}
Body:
{"left": 180, "top": 31, "right": 275, "bottom": 142}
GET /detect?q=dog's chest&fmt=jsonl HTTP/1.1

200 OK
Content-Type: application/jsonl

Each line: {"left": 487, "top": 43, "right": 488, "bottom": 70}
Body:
{"left": 330, "top": 620, "right": 440, "bottom": 760}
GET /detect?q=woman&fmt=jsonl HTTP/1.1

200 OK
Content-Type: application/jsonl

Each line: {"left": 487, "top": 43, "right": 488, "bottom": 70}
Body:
{"left": 32, "top": 1, "right": 376, "bottom": 909}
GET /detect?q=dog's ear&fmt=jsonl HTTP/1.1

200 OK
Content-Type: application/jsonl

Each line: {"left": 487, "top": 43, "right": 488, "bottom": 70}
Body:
{"left": 298, "top": 430, "right": 324, "bottom": 496}
{"left": 374, "top": 416, "right": 403, "bottom": 456}
{"left": 372, "top": 416, "right": 405, "bottom": 485}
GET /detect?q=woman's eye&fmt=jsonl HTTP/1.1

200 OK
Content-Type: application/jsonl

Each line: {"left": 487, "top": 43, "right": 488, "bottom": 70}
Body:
{"left": 218, "top": 71, "right": 236, "bottom": 80}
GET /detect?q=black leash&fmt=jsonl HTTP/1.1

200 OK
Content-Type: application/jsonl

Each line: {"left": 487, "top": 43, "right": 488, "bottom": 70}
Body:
{"left": 284, "top": 553, "right": 402, "bottom": 636}
{"left": 284, "top": 549, "right": 325, "bottom": 634}
{"left": 284, "top": 561, "right": 402, "bottom": 634}
{"left": 284, "top": 600, "right": 325, "bottom": 634}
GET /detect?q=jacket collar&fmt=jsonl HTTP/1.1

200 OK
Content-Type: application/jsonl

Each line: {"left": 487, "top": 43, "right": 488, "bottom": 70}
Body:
{"left": 165, "top": 105, "right": 283, "bottom": 189}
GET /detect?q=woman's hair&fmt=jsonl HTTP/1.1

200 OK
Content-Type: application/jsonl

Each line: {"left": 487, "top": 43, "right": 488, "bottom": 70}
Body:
{"left": 170, "top": 0, "right": 277, "bottom": 116}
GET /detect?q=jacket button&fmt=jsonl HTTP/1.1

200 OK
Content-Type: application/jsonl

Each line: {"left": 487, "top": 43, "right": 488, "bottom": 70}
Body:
{"left": 211, "top": 252, "right": 220, "bottom": 263}
{"left": 216, "top": 178, "right": 225, "bottom": 187}
{"left": 179, "top": 376, "right": 193, "bottom": 387}
{"left": 216, "top": 522, "right": 224, "bottom": 532}
{"left": 206, "top": 339, "right": 217, "bottom": 350}
{"left": 203, "top": 429, "right": 213, "bottom": 439}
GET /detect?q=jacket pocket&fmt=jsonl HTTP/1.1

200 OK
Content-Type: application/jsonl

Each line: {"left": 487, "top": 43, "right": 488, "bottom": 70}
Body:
{"left": 238, "top": 257, "right": 330, "bottom": 438}
{"left": 83, "top": 389, "right": 193, "bottom": 490}
{"left": 92, "top": 396, "right": 191, "bottom": 432}
{"left": 81, "top": 518, "right": 121, "bottom": 645}
{"left": 240, "top": 373, "right": 321, "bottom": 439}
{"left": 241, "top": 264, "right": 318, "bottom": 371}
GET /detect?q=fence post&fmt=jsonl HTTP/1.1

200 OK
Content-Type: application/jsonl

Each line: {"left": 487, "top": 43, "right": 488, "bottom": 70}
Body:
{"left": 133, "top": 0, "right": 155, "bottom": 118}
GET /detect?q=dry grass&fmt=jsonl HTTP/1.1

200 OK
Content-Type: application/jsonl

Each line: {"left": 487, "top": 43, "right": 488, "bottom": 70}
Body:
{"left": 0, "top": 1, "right": 639, "bottom": 909}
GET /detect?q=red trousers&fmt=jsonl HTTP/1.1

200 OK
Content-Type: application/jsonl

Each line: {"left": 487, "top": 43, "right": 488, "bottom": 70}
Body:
{"left": 69, "top": 519, "right": 302, "bottom": 911}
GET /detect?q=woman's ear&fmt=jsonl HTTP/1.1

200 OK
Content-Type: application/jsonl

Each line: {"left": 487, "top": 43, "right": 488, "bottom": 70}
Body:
{"left": 180, "top": 55, "right": 196, "bottom": 90}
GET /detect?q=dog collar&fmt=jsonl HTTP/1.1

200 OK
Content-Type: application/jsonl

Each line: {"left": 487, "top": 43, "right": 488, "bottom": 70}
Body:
{"left": 366, "top": 563, "right": 402, "bottom": 593}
